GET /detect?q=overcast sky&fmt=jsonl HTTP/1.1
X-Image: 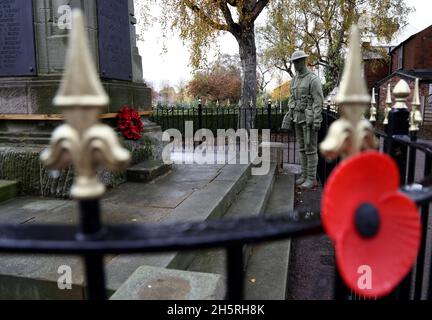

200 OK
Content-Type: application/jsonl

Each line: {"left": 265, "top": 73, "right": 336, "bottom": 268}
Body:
{"left": 137, "top": 0, "right": 431, "bottom": 91}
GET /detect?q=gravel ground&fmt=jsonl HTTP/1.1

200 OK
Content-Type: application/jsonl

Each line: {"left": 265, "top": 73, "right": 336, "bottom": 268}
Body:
{"left": 286, "top": 186, "right": 336, "bottom": 300}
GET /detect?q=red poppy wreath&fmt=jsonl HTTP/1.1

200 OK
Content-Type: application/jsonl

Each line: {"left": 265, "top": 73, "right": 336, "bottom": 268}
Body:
{"left": 117, "top": 106, "right": 143, "bottom": 140}
{"left": 321, "top": 151, "right": 421, "bottom": 298}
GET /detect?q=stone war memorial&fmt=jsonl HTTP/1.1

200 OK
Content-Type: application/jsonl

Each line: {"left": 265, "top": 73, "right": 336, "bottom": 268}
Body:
{"left": 0, "top": 0, "right": 165, "bottom": 198}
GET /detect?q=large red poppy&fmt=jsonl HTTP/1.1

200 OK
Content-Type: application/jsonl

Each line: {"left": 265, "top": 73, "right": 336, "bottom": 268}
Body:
{"left": 321, "top": 151, "right": 421, "bottom": 298}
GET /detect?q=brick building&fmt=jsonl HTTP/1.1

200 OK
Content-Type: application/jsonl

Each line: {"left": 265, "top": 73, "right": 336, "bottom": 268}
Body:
{"left": 373, "top": 25, "right": 432, "bottom": 123}
{"left": 363, "top": 48, "right": 391, "bottom": 91}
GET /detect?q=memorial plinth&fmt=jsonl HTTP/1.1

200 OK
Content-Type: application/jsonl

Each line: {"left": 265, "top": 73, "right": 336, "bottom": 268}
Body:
{"left": 0, "top": 1, "right": 163, "bottom": 198}
{"left": 0, "top": 0, "right": 151, "bottom": 118}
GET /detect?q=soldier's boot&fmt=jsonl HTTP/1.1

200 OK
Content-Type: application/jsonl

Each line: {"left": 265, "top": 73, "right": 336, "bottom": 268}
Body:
{"left": 300, "top": 153, "right": 318, "bottom": 190}
{"left": 295, "top": 152, "right": 307, "bottom": 186}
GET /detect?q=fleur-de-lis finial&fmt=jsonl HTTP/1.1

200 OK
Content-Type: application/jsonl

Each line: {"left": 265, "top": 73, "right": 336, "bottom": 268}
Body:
{"left": 409, "top": 78, "right": 423, "bottom": 132}
{"left": 369, "top": 87, "right": 377, "bottom": 123}
{"left": 383, "top": 84, "right": 392, "bottom": 125}
{"left": 320, "top": 25, "right": 378, "bottom": 161}
{"left": 40, "top": 10, "right": 131, "bottom": 199}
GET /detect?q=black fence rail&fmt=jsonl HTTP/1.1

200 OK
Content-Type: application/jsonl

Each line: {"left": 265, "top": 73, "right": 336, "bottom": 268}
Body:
{"left": 319, "top": 106, "right": 432, "bottom": 300}
{"left": 151, "top": 102, "right": 300, "bottom": 165}
{"left": 0, "top": 104, "right": 431, "bottom": 300}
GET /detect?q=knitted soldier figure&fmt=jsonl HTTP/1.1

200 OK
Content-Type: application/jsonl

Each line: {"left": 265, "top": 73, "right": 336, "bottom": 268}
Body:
{"left": 282, "top": 51, "right": 324, "bottom": 189}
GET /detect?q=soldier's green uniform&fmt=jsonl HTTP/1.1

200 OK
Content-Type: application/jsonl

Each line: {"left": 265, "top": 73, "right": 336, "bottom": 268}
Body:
{"left": 282, "top": 51, "right": 324, "bottom": 189}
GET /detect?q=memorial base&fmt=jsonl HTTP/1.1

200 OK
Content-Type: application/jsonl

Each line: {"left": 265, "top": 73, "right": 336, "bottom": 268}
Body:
{"left": 0, "top": 118, "right": 165, "bottom": 198}
{"left": 0, "top": 76, "right": 152, "bottom": 115}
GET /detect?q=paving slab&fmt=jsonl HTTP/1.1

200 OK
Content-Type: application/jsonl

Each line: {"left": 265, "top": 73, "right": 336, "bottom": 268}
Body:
{"left": 110, "top": 266, "right": 225, "bottom": 300}
{"left": 0, "top": 197, "right": 70, "bottom": 224}
{"left": 0, "top": 254, "right": 85, "bottom": 300}
{"left": 105, "top": 163, "right": 252, "bottom": 291}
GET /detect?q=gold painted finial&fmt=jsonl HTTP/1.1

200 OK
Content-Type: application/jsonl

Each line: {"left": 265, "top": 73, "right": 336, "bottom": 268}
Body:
{"left": 40, "top": 9, "right": 131, "bottom": 200}
{"left": 335, "top": 26, "right": 370, "bottom": 107}
{"left": 369, "top": 87, "right": 377, "bottom": 123}
{"left": 383, "top": 84, "right": 392, "bottom": 125}
{"left": 54, "top": 10, "right": 109, "bottom": 108}
{"left": 320, "top": 25, "right": 377, "bottom": 161}
{"left": 393, "top": 79, "right": 410, "bottom": 109}
{"left": 409, "top": 78, "right": 423, "bottom": 132}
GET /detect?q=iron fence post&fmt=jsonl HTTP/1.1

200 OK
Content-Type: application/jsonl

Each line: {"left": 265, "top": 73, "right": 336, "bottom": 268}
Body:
{"left": 78, "top": 199, "right": 107, "bottom": 300}
{"left": 386, "top": 107, "right": 409, "bottom": 185}
{"left": 408, "top": 131, "right": 418, "bottom": 184}
{"left": 384, "top": 102, "right": 410, "bottom": 299}
{"left": 267, "top": 99, "right": 272, "bottom": 130}
{"left": 198, "top": 99, "right": 203, "bottom": 131}
{"left": 417, "top": 154, "right": 432, "bottom": 300}
{"left": 226, "top": 244, "right": 244, "bottom": 300}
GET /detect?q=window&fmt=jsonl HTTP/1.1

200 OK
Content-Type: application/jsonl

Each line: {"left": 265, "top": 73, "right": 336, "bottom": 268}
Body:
{"left": 398, "top": 44, "right": 404, "bottom": 70}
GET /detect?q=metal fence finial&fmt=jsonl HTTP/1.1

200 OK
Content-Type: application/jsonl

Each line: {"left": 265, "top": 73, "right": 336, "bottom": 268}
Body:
{"left": 320, "top": 25, "right": 377, "bottom": 161}
{"left": 53, "top": 10, "right": 109, "bottom": 108}
{"left": 383, "top": 84, "right": 392, "bottom": 125}
{"left": 393, "top": 79, "right": 410, "bottom": 109}
{"left": 40, "top": 9, "right": 131, "bottom": 199}
{"left": 409, "top": 78, "right": 423, "bottom": 132}
{"left": 369, "top": 87, "right": 377, "bottom": 123}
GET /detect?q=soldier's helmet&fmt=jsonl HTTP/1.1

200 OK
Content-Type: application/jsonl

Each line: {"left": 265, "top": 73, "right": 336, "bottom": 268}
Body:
{"left": 290, "top": 50, "right": 309, "bottom": 62}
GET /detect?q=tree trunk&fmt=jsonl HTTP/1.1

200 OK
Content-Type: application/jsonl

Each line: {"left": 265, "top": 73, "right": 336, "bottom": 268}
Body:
{"left": 237, "top": 28, "right": 257, "bottom": 130}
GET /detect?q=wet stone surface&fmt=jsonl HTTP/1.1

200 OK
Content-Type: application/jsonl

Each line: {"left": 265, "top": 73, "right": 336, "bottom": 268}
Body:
{"left": 286, "top": 185, "right": 336, "bottom": 300}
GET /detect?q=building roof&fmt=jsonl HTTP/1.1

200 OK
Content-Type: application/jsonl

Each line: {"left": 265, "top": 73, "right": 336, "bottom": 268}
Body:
{"left": 390, "top": 24, "right": 432, "bottom": 53}
{"left": 376, "top": 69, "right": 432, "bottom": 86}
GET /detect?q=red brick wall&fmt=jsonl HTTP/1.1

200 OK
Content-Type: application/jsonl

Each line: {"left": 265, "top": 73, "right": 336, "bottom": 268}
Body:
{"left": 391, "top": 26, "right": 432, "bottom": 73}
{"left": 377, "top": 75, "right": 430, "bottom": 110}
{"left": 364, "top": 59, "right": 389, "bottom": 90}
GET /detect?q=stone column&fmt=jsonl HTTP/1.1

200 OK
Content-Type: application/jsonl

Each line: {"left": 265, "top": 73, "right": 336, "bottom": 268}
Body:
{"left": 33, "top": 0, "right": 99, "bottom": 75}
{"left": 0, "top": 0, "right": 151, "bottom": 116}
{"left": 128, "top": 0, "right": 144, "bottom": 83}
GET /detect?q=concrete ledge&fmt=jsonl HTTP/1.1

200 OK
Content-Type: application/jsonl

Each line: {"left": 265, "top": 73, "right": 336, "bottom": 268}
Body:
{"left": 0, "top": 180, "right": 19, "bottom": 203}
{"left": 245, "top": 172, "right": 295, "bottom": 300}
{"left": 105, "top": 164, "right": 252, "bottom": 292}
{"left": 110, "top": 266, "right": 225, "bottom": 300}
{"left": 260, "top": 142, "right": 284, "bottom": 172}
{"left": 127, "top": 160, "right": 171, "bottom": 183}
{"left": 187, "top": 163, "right": 277, "bottom": 276}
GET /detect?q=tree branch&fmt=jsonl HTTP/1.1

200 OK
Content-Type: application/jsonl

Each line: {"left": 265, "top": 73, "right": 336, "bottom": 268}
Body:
{"left": 250, "top": 0, "right": 269, "bottom": 21}
{"left": 185, "top": 0, "right": 230, "bottom": 31}
{"left": 219, "top": 1, "right": 240, "bottom": 35}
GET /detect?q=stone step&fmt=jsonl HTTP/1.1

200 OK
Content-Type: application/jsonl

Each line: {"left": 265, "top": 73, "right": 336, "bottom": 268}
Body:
{"left": 105, "top": 163, "right": 252, "bottom": 295}
{"left": 0, "top": 180, "right": 19, "bottom": 203}
{"left": 0, "top": 131, "right": 52, "bottom": 138}
{"left": 0, "top": 131, "right": 52, "bottom": 145}
{"left": 126, "top": 160, "right": 172, "bottom": 183}
{"left": 110, "top": 266, "right": 225, "bottom": 300}
{"left": 244, "top": 172, "right": 295, "bottom": 300}
{"left": 185, "top": 162, "right": 277, "bottom": 277}
{"left": 0, "top": 136, "right": 50, "bottom": 145}
{"left": 0, "top": 163, "right": 252, "bottom": 299}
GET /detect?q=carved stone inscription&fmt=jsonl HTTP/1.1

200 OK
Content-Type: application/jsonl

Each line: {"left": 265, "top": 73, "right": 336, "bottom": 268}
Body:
{"left": 0, "top": 0, "right": 37, "bottom": 76}
{"left": 97, "top": 0, "right": 132, "bottom": 81}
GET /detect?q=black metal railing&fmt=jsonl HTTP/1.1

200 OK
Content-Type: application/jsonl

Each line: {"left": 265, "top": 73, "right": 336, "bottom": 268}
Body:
{"left": 319, "top": 105, "right": 432, "bottom": 300}
{"left": 151, "top": 102, "right": 300, "bottom": 165}
{"left": 0, "top": 103, "right": 432, "bottom": 300}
